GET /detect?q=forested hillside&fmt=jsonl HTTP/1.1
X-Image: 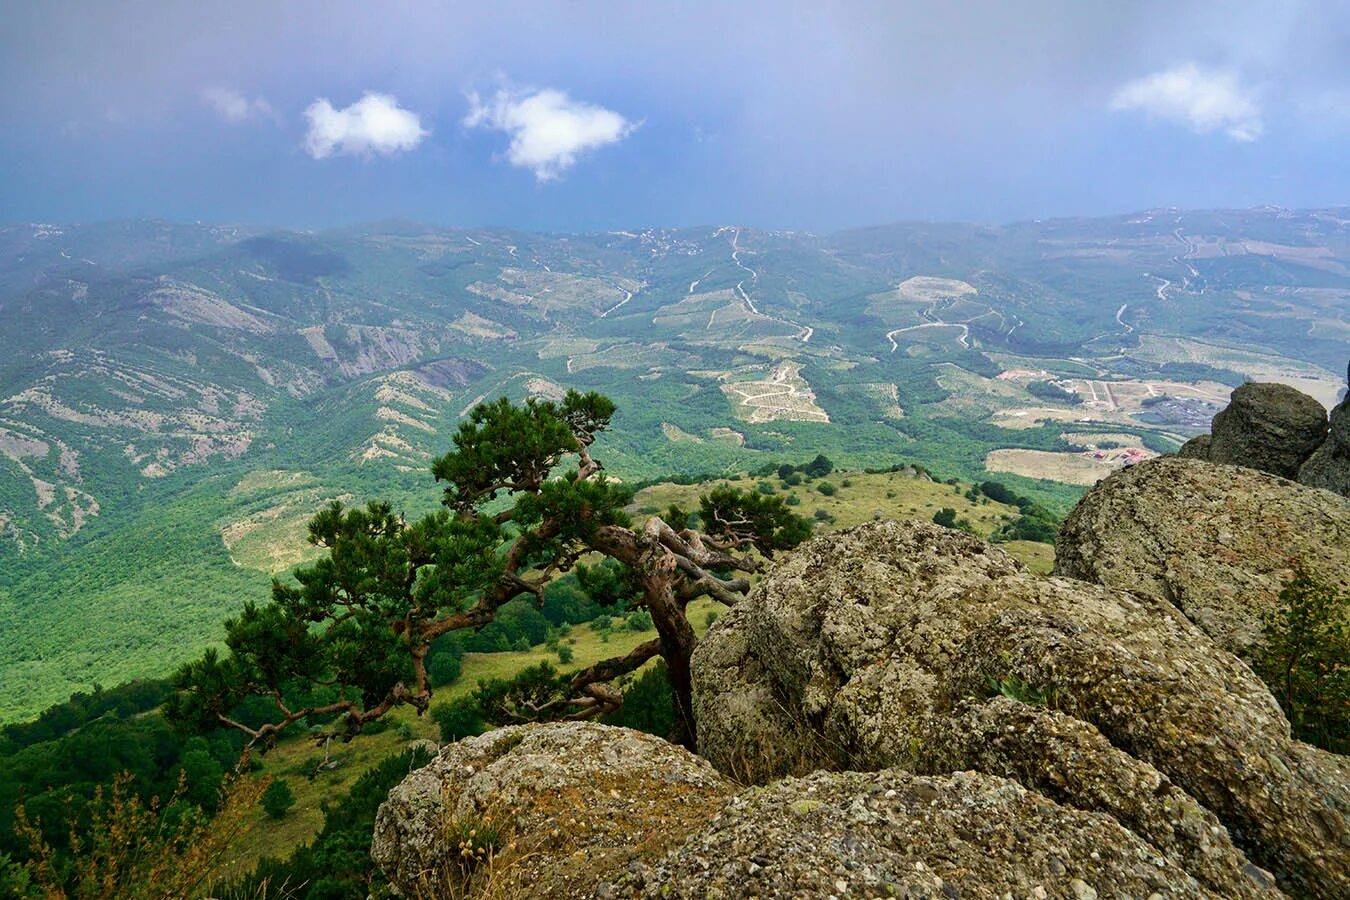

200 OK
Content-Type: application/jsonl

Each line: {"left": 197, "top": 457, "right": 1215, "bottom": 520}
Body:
{"left": 2, "top": 209, "right": 1348, "bottom": 719}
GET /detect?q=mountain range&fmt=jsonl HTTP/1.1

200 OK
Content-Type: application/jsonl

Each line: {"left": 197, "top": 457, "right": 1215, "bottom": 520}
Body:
{"left": 1, "top": 207, "right": 1347, "bottom": 720}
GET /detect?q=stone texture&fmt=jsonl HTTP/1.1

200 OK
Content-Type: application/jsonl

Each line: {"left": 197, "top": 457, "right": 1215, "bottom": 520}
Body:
{"left": 693, "top": 520, "right": 1348, "bottom": 897}
{"left": 1054, "top": 456, "right": 1350, "bottom": 659}
{"left": 630, "top": 768, "right": 1257, "bottom": 899}
{"left": 371, "top": 722, "right": 733, "bottom": 898}
{"left": 1299, "top": 392, "right": 1350, "bottom": 497}
{"left": 1205, "top": 382, "right": 1327, "bottom": 478}
{"left": 1178, "top": 432, "right": 1212, "bottom": 459}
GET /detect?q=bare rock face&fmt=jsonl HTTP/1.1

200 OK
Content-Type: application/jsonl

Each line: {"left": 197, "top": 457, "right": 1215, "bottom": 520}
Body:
{"left": 1054, "top": 456, "right": 1350, "bottom": 659}
{"left": 1204, "top": 382, "right": 1328, "bottom": 478}
{"left": 1300, "top": 393, "right": 1350, "bottom": 496}
{"left": 693, "top": 520, "right": 1348, "bottom": 897}
{"left": 633, "top": 768, "right": 1253, "bottom": 899}
{"left": 371, "top": 722, "right": 733, "bottom": 898}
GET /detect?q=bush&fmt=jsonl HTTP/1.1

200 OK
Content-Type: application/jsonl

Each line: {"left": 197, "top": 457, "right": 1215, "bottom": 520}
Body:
{"left": 802, "top": 454, "right": 834, "bottom": 477}
{"left": 704, "top": 611, "right": 719, "bottom": 628}
{"left": 602, "top": 663, "right": 675, "bottom": 737}
{"left": 785, "top": 494, "right": 801, "bottom": 506}
{"left": 813, "top": 508, "right": 833, "bottom": 522}
{"left": 933, "top": 507, "right": 958, "bottom": 528}
{"left": 816, "top": 481, "right": 837, "bottom": 496}
{"left": 556, "top": 644, "right": 574, "bottom": 664}
{"left": 261, "top": 778, "right": 296, "bottom": 819}
{"left": 432, "top": 696, "right": 486, "bottom": 743}
{"left": 625, "top": 610, "right": 654, "bottom": 631}
{"left": 427, "top": 642, "right": 464, "bottom": 686}
{"left": 757, "top": 481, "right": 777, "bottom": 495}
{"left": 1254, "top": 569, "right": 1349, "bottom": 753}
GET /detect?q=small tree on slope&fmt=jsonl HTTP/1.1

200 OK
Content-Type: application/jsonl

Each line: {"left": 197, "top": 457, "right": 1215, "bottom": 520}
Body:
{"left": 169, "top": 390, "right": 809, "bottom": 749}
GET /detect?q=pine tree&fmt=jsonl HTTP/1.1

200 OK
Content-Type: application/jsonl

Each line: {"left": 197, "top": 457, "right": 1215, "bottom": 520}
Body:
{"left": 170, "top": 391, "right": 809, "bottom": 750}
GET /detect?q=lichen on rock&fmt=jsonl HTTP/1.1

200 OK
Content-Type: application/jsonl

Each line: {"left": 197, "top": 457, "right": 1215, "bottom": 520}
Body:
{"left": 371, "top": 722, "right": 733, "bottom": 897}
{"left": 693, "top": 519, "right": 1347, "bottom": 897}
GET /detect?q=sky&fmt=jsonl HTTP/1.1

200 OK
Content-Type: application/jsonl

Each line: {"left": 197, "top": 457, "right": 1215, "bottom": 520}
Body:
{"left": 1, "top": 0, "right": 1348, "bottom": 231}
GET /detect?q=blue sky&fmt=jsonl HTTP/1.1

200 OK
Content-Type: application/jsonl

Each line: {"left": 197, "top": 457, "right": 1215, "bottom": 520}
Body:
{"left": 2, "top": 1, "right": 1348, "bottom": 231}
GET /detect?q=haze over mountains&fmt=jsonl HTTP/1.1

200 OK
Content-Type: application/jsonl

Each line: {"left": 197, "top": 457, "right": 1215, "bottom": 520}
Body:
{"left": 0, "top": 206, "right": 1347, "bottom": 718}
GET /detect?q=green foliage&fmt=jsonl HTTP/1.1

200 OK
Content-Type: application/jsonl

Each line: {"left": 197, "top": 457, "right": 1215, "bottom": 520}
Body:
{"left": 260, "top": 778, "right": 296, "bottom": 819}
{"left": 602, "top": 663, "right": 676, "bottom": 737}
{"left": 985, "top": 673, "right": 1057, "bottom": 708}
{"left": 698, "top": 485, "right": 813, "bottom": 555}
{"left": 1254, "top": 569, "right": 1349, "bottom": 753}
{"left": 425, "top": 636, "right": 465, "bottom": 687}
{"left": 471, "top": 663, "right": 572, "bottom": 727}
{"left": 432, "top": 697, "right": 486, "bottom": 743}
{"left": 555, "top": 644, "right": 574, "bottom": 664}
{"left": 932, "top": 507, "right": 958, "bottom": 528}
{"left": 816, "top": 481, "right": 837, "bottom": 496}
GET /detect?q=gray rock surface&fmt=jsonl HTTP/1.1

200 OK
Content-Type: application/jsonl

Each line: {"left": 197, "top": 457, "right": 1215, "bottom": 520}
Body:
{"left": 633, "top": 768, "right": 1259, "bottom": 899}
{"left": 1299, "top": 392, "right": 1350, "bottom": 496}
{"left": 1205, "top": 382, "right": 1327, "bottom": 478}
{"left": 1178, "top": 432, "right": 1212, "bottom": 459}
{"left": 693, "top": 520, "right": 1348, "bottom": 897}
{"left": 371, "top": 722, "right": 733, "bottom": 897}
{"left": 1054, "top": 456, "right": 1350, "bottom": 659}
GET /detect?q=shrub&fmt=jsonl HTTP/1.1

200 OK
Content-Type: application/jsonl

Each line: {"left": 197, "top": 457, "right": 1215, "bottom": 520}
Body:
{"left": 932, "top": 507, "right": 958, "bottom": 529}
{"left": 432, "top": 696, "right": 486, "bottom": 743}
{"left": 427, "top": 645, "right": 463, "bottom": 686}
{"left": 603, "top": 662, "right": 676, "bottom": 737}
{"left": 816, "top": 481, "right": 837, "bottom": 496}
{"left": 261, "top": 778, "right": 296, "bottom": 819}
{"left": 626, "top": 610, "right": 654, "bottom": 631}
{"left": 1254, "top": 569, "right": 1349, "bottom": 753}
{"left": 556, "top": 644, "right": 574, "bottom": 664}
{"left": 757, "top": 481, "right": 777, "bottom": 495}
{"left": 785, "top": 494, "right": 801, "bottom": 506}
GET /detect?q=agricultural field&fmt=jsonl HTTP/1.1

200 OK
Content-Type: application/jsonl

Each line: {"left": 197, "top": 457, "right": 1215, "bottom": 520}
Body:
{"left": 985, "top": 447, "right": 1157, "bottom": 486}
{"left": 720, "top": 360, "right": 829, "bottom": 423}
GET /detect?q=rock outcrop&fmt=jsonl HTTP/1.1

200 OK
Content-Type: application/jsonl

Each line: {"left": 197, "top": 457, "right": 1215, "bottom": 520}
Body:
{"left": 692, "top": 520, "right": 1348, "bottom": 898}
{"left": 371, "top": 722, "right": 733, "bottom": 898}
{"left": 1300, "top": 392, "right": 1350, "bottom": 496}
{"left": 1181, "top": 382, "right": 1328, "bottom": 478}
{"left": 1054, "top": 456, "right": 1350, "bottom": 659}
{"left": 634, "top": 768, "right": 1260, "bottom": 899}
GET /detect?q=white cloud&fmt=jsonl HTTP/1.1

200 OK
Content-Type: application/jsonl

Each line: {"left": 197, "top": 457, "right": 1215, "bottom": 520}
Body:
{"left": 202, "top": 87, "right": 276, "bottom": 124}
{"left": 1111, "top": 64, "right": 1263, "bottom": 142}
{"left": 303, "top": 92, "right": 427, "bottom": 159}
{"left": 464, "top": 86, "right": 637, "bottom": 181}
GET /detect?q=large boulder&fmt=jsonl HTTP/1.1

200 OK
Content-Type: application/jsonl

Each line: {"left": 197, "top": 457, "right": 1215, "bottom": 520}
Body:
{"left": 1300, "top": 393, "right": 1350, "bottom": 496}
{"left": 1054, "top": 456, "right": 1350, "bottom": 658}
{"left": 371, "top": 722, "right": 733, "bottom": 897}
{"left": 693, "top": 520, "right": 1349, "bottom": 897}
{"left": 1203, "top": 382, "right": 1328, "bottom": 478}
{"left": 633, "top": 768, "right": 1262, "bottom": 899}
